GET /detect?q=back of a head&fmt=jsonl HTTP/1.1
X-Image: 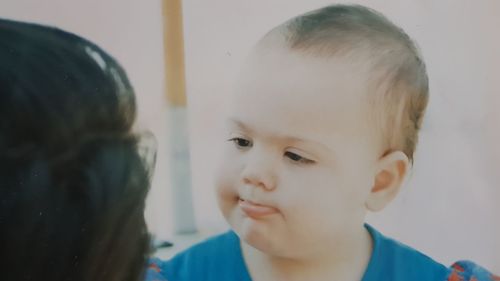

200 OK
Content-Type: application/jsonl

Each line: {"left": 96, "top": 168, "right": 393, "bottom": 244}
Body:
{"left": 0, "top": 19, "right": 152, "bottom": 281}
{"left": 265, "top": 4, "right": 428, "bottom": 162}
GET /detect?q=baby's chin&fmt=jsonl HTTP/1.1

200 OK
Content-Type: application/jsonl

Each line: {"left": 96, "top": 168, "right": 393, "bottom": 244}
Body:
{"left": 227, "top": 209, "right": 287, "bottom": 255}
{"left": 239, "top": 229, "right": 297, "bottom": 259}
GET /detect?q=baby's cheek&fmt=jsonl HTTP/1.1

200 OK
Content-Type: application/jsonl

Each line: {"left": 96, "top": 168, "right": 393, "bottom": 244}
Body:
{"left": 279, "top": 193, "right": 319, "bottom": 224}
{"left": 214, "top": 157, "right": 237, "bottom": 190}
{"left": 214, "top": 169, "right": 240, "bottom": 212}
{"left": 215, "top": 177, "right": 234, "bottom": 202}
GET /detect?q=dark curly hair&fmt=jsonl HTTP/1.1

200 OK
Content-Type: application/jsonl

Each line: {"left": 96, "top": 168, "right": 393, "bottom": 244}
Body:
{"left": 0, "top": 18, "right": 153, "bottom": 281}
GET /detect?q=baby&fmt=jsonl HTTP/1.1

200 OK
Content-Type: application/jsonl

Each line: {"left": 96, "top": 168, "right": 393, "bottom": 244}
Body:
{"left": 147, "top": 4, "right": 498, "bottom": 281}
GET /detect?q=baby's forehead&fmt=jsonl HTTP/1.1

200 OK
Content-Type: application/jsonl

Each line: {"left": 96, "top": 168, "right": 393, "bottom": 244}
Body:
{"left": 240, "top": 45, "right": 375, "bottom": 105}
{"left": 235, "top": 74, "right": 375, "bottom": 133}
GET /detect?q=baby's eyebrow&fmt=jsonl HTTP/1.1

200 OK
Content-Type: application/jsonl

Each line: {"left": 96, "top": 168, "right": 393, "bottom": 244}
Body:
{"left": 283, "top": 136, "right": 332, "bottom": 153}
{"left": 227, "top": 118, "right": 253, "bottom": 133}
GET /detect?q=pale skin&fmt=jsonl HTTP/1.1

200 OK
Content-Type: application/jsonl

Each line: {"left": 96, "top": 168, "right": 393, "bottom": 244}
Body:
{"left": 215, "top": 37, "right": 409, "bottom": 281}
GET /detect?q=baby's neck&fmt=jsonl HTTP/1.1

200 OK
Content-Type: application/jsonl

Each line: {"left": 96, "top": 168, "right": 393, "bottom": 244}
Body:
{"left": 241, "top": 227, "right": 373, "bottom": 281}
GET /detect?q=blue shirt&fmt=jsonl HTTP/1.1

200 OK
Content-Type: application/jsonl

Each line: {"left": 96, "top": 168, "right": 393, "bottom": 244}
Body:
{"left": 146, "top": 224, "right": 497, "bottom": 281}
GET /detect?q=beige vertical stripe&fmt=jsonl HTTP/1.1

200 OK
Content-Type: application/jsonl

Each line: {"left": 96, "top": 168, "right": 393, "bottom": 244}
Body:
{"left": 163, "top": 0, "right": 187, "bottom": 106}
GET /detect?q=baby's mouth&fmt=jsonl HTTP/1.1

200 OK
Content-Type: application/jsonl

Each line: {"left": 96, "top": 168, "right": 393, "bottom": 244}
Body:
{"left": 238, "top": 197, "right": 279, "bottom": 218}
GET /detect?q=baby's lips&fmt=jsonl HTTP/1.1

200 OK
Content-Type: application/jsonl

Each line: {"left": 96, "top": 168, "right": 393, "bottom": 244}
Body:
{"left": 238, "top": 198, "right": 279, "bottom": 219}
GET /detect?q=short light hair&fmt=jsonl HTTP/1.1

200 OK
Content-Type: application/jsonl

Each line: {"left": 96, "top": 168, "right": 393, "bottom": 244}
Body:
{"left": 265, "top": 4, "right": 428, "bottom": 162}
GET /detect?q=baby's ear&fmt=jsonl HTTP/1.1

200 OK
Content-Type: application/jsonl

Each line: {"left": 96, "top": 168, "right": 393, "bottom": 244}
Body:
{"left": 365, "top": 151, "right": 409, "bottom": 212}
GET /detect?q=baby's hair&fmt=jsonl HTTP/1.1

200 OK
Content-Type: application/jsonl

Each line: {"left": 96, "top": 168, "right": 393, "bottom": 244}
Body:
{"left": 0, "top": 18, "right": 153, "bottom": 281}
{"left": 266, "top": 4, "right": 428, "bottom": 162}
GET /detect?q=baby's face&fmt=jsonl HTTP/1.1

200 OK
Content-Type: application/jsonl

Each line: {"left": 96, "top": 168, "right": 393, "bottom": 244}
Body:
{"left": 215, "top": 44, "right": 383, "bottom": 258}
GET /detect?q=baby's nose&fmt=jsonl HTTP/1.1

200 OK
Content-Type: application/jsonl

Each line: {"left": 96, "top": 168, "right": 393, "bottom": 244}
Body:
{"left": 240, "top": 150, "right": 278, "bottom": 191}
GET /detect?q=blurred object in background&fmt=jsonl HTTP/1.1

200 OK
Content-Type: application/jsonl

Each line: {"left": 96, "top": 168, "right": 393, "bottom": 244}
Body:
{"left": 163, "top": 0, "right": 197, "bottom": 235}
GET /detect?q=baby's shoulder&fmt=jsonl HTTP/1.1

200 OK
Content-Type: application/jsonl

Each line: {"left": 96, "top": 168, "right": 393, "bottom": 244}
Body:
{"left": 446, "top": 261, "right": 500, "bottom": 281}
{"left": 145, "top": 231, "right": 246, "bottom": 281}
{"left": 365, "top": 225, "right": 498, "bottom": 281}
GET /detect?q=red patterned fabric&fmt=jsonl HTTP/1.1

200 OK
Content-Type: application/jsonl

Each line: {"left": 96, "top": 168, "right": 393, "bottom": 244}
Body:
{"left": 447, "top": 261, "right": 499, "bottom": 281}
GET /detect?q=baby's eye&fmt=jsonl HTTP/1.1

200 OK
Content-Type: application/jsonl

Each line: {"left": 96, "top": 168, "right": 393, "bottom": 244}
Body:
{"left": 284, "top": 151, "right": 315, "bottom": 164}
{"left": 228, "top": 137, "right": 252, "bottom": 149}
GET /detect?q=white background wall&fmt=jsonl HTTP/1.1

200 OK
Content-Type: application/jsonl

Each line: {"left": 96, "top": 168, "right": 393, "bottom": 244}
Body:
{"left": 1, "top": 0, "right": 499, "bottom": 273}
